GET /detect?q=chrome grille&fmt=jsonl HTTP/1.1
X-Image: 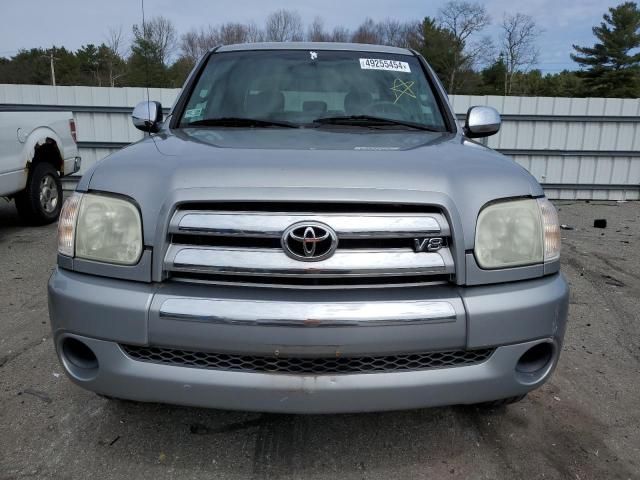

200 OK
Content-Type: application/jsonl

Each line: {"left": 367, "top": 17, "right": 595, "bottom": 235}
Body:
{"left": 121, "top": 345, "right": 493, "bottom": 374}
{"left": 164, "top": 204, "right": 455, "bottom": 286}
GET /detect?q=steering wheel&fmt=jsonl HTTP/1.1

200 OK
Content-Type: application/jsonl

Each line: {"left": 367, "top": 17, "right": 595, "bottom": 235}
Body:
{"left": 365, "top": 101, "right": 409, "bottom": 118}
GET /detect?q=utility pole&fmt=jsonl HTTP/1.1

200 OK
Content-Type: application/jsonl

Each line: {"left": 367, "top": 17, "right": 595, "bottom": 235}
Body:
{"left": 49, "top": 52, "right": 56, "bottom": 86}
{"left": 43, "top": 52, "right": 57, "bottom": 86}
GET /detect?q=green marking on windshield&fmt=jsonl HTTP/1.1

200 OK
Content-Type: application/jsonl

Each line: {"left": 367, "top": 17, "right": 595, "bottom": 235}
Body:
{"left": 391, "top": 78, "right": 416, "bottom": 104}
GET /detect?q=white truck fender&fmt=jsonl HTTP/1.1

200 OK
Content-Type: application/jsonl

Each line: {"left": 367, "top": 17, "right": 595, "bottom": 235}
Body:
{"left": 21, "top": 126, "right": 65, "bottom": 171}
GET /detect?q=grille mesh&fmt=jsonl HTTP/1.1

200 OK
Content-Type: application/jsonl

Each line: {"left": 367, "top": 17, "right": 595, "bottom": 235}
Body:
{"left": 121, "top": 345, "right": 494, "bottom": 375}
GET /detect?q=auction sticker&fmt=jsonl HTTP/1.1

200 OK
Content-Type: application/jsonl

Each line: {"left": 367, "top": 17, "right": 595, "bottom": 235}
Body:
{"left": 359, "top": 58, "right": 411, "bottom": 73}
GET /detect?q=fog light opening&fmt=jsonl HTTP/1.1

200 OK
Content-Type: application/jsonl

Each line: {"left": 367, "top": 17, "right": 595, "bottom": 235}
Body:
{"left": 62, "top": 337, "right": 98, "bottom": 371}
{"left": 516, "top": 342, "right": 554, "bottom": 374}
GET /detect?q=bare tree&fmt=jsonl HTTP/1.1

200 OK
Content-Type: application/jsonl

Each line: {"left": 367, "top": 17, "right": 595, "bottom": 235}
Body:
{"left": 351, "top": 18, "right": 383, "bottom": 44}
{"left": 378, "top": 19, "right": 404, "bottom": 46}
{"left": 133, "top": 15, "right": 178, "bottom": 65}
{"left": 307, "top": 17, "right": 330, "bottom": 42}
{"left": 501, "top": 13, "right": 540, "bottom": 94}
{"left": 244, "top": 22, "right": 264, "bottom": 43}
{"left": 330, "top": 26, "right": 351, "bottom": 43}
{"left": 219, "top": 22, "right": 255, "bottom": 44}
{"left": 180, "top": 30, "right": 204, "bottom": 63}
{"left": 438, "top": 1, "right": 491, "bottom": 91}
{"left": 179, "top": 21, "right": 264, "bottom": 66}
{"left": 265, "top": 9, "right": 304, "bottom": 42}
{"left": 106, "top": 26, "right": 127, "bottom": 58}
{"left": 105, "top": 26, "right": 127, "bottom": 86}
{"left": 179, "top": 26, "right": 218, "bottom": 63}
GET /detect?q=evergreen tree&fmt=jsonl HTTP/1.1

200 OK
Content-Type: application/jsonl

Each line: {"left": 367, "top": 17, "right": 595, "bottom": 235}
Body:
{"left": 480, "top": 56, "right": 508, "bottom": 94}
{"left": 128, "top": 26, "right": 171, "bottom": 87}
{"left": 417, "top": 17, "right": 461, "bottom": 89}
{"left": 571, "top": 2, "right": 640, "bottom": 97}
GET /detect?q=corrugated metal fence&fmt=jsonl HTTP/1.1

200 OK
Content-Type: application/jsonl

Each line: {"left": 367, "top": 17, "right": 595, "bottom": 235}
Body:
{"left": 1, "top": 84, "right": 639, "bottom": 200}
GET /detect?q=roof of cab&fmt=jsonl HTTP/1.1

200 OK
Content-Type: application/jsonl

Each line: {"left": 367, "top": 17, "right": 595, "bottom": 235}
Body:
{"left": 215, "top": 42, "right": 413, "bottom": 55}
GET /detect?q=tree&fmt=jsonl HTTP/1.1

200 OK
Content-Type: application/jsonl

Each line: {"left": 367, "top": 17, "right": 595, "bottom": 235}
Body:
{"left": 76, "top": 44, "right": 102, "bottom": 85}
{"left": 540, "top": 70, "right": 585, "bottom": 97}
{"left": 416, "top": 17, "right": 460, "bottom": 88}
{"left": 265, "top": 9, "right": 304, "bottom": 42}
{"left": 571, "top": 2, "right": 640, "bottom": 97}
{"left": 41, "top": 47, "right": 80, "bottom": 86}
{"left": 105, "top": 26, "right": 127, "bottom": 86}
{"left": 437, "top": 1, "right": 491, "bottom": 92}
{"left": 378, "top": 19, "right": 404, "bottom": 46}
{"left": 244, "top": 22, "right": 264, "bottom": 43}
{"left": 0, "top": 49, "right": 52, "bottom": 84}
{"left": 307, "top": 17, "right": 330, "bottom": 42}
{"left": 218, "top": 22, "right": 258, "bottom": 44}
{"left": 128, "top": 16, "right": 178, "bottom": 87}
{"left": 500, "top": 13, "right": 541, "bottom": 95}
{"left": 330, "top": 26, "right": 351, "bottom": 42}
{"left": 351, "top": 18, "right": 383, "bottom": 44}
{"left": 378, "top": 19, "right": 422, "bottom": 48}
{"left": 132, "top": 16, "right": 178, "bottom": 66}
{"left": 168, "top": 56, "right": 194, "bottom": 87}
{"left": 480, "top": 55, "right": 508, "bottom": 94}
{"left": 399, "top": 21, "right": 423, "bottom": 49}
{"left": 0, "top": 9, "right": 630, "bottom": 97}
{"left": 179, "top": 26, "right": 217, "bottom": 64}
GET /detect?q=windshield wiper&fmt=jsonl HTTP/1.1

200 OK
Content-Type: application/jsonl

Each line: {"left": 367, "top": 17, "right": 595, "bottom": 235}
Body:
{"left": 185, "top": 117, "right": 299, "bottom": 128}
{"left": 313, "top": 115, "right": 443, "bottom": 132}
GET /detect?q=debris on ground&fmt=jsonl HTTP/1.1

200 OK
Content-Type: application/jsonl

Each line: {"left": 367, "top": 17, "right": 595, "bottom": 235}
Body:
{"left": 602, "top": 274, "right": 625, "bottom": 287}
{"left": 189, "top": 423, "right": 211, "bottom": 435}
{"left": 20, "top": 388, "right": 52, "bottom": 404}
{"left": 560, "top": 224, "right": 574, "bottom": 230}
{"left": 593, "top": 219, "right": 607, "bottom": 228}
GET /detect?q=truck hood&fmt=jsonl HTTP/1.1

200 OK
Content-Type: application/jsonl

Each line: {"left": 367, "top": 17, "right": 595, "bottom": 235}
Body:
{"left": 82, "top": 128, "right": 543, "bottom": 249}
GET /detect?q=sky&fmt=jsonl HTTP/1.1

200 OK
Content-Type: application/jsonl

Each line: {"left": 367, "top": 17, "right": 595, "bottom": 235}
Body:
{"left": 0, "top": 0, "right": 622, "bottom": 73}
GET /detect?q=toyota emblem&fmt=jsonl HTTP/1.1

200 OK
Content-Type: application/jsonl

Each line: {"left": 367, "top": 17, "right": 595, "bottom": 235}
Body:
{"left": 281, "top": 222, "right": 338, "bottom": 262}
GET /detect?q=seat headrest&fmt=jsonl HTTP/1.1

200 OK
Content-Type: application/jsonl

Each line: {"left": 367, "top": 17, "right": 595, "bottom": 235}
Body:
{"left": 246, "top": 91, "right": 285, "bottom": 116}
{"left": 344, "top": 90, "right": 373, "bottom": 115}
{"left": 303, "top": 101, "right": 328, "bottom": 114}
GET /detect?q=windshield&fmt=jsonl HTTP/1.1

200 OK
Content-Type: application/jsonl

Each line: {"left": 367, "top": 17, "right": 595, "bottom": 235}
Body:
{"left": 177, "top": 49, "right": 448, "bottom": 130}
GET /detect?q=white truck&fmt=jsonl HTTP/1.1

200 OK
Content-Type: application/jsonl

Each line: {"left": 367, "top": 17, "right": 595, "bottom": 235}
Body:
{"left": 0, "top": 111, "right": 80, "bottom": 224}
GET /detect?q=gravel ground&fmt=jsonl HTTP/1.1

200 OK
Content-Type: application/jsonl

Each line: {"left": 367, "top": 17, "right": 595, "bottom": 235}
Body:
{"left": 0, "top": 198, "right": 638, "bottom": 480}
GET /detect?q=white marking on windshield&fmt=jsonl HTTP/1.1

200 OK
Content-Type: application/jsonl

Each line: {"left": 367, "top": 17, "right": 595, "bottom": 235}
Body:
{"left": 359, "top": 58, "right": 411, "bottom": 72}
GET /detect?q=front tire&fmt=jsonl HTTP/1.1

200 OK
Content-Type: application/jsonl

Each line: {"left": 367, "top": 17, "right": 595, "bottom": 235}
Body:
{"left": 15, "top": 162, "right": 63, "bottom": 225}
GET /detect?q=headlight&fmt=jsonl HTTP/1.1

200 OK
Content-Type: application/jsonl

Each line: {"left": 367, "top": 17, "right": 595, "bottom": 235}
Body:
{"left": 57, "top": 193, "right": 143, "bottom": 265}
{"left": 474, "top": 197, "right": 560, "bottom": 269}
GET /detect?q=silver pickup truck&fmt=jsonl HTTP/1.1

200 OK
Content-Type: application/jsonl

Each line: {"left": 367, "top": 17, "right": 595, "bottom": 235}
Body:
{"left": 0, "top": 111, "right": 81, "bottom": 224}
{"left": 48, "top": 42, "right": 569, "bottom": 414}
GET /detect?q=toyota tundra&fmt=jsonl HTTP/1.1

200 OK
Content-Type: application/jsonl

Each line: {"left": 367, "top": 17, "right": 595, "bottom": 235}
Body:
{"left": 48, "top": 42, "right": 569, "bottom": 413}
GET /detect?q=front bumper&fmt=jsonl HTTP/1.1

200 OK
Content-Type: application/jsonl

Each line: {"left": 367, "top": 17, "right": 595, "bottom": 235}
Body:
{"left": 48, "top": 268, "right": 569, "bottom": 413}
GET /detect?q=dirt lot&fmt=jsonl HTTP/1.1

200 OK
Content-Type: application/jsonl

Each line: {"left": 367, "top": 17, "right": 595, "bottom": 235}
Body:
{"left": 0, "top": 198, "right": 638, "bottom": 480}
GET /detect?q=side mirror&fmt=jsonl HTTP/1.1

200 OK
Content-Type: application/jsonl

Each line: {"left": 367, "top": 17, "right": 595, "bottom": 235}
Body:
{"left": 132, "top": 101, "right": 163, "bottom": 133}
{"left": 463, "top": 106, "right": 501, "bottom": 138}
